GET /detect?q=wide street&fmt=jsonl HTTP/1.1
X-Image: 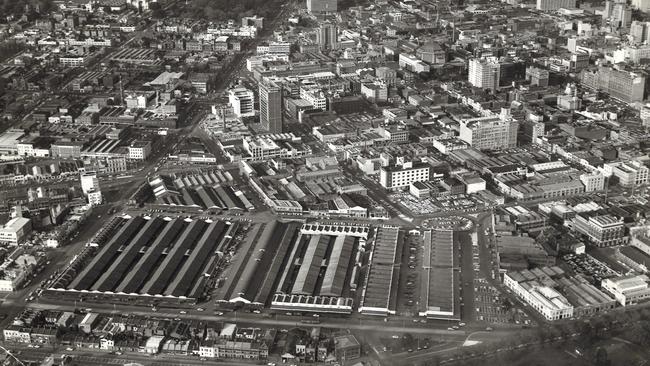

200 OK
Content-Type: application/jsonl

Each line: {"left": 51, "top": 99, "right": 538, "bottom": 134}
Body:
{"left": 26, "top": 300, "right": 483, "bottom": 338}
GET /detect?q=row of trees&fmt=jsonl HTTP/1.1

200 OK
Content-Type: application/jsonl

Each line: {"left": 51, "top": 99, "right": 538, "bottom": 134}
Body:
{"left": 0, "top": 41, "right": 25, "bottom": 62}
{"left": 417, "top": 305, "right": 650, "bottom": 366}
{"left": 0, "top": 0, "right": 54, "bottom": 21}
{"left": 180, "top": 0, "right": 280, "bottom": 21}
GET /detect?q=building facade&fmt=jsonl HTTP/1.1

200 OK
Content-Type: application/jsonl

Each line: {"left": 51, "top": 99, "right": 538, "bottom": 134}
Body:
{"left": 380, "top": 162, "right": 431, "bottom": 190}
{"left": 80, "top": 172, "right": 99, "bottom": 195}
{"left": 536, "top": 0, "right": 576, "bottom": 10}
{"left": 602, "top": 275, "right": 650, "bottom": 306}
{"left": 580, "top": 172, "right": 606, "bottom": 192}
{"left": 228, "top": 87, "right": 255, "bottom": 117}
{"left": 0, "top": 217, "right": 32, "bottom": 245}
{"left": 580, "top": 66, "right": 645, "bottom": 103}
{"left": 468, "top": 57, "right": 500, "bottom": 90}
{"left": 572, "top": 214, "right": 626, "bottom": 247}
{"left": 307, "top": 0, "right": 337, "bottom": 14}
{"left": 259, "top": 79, "right": 283, "bottom": 133}
{"left": 459, "top": 115, "right": 518, "bottom": 150}
{"left": 317, "top": 22, "right": 338, "bottom": 50}
{"left": 604, "top": 161, "right": 649, "bottom": 188}
{"left": 503, "top": 272, "right": 574, "bottom": 321}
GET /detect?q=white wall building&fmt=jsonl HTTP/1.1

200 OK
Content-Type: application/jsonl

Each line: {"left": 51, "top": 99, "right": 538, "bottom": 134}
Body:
{"left": 536, "top": 0, "right": 576, "bottom": 10}
{"left": 468, "top": 57, "right": 501, "bottom": 91}
{"left": 16, "top": 142, "right": 50, "bottom": 157}
{"left": 398, "top": 54, "right": 430, "bottom": 73}
{"left": 88, "top": 190, "right": 103, "bottom": 206}
{"left": 602, "top": 275, "right": 650, "bottom": 306}
{"left": 459, "top": 113, "right": 518, "bottom": 150}
{"left": 199, "top": 345, "right": 217, "bottom": 358}
{"left": 602, "top": 161, "right": 649, "bottom": 188}
{"left": 580, "top": 172, "right": 605, "bottom": 192}
{"left": 80, "top": 172, "right": 99, "bottom": 195}
{"left": 380, "top": 162, "right": 431, "bottom": 190}
{"left": 300, "top": 87, "right": 328, "bottom": 110}
{"left": 504, "top": 272, "right": 574, "bottom": 320}
{"left": 128, "top": 141, "right": 152, "bottom": 160}
{"left": 228, "top": 87, "right": 255, "bottom": 117}
{"left": 0, "top": 217, "right": 32, "bottom": 245}
{"left": 360, "top": 83, "right": 388, "bottom": 102}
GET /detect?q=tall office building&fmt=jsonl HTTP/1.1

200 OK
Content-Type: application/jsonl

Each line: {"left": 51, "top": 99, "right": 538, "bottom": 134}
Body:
{"left": 127, "top": 0, "right": 157, "bottom": 11}
{"left": 641, "top": 104, "right": 650, "bottom": 128}
{"left": 80, "top": 171, "right": 99, "bottom": 195}
{"left": 630, "top": 21, "right": 649, "bottom": 44}
{"left": 604, "top": 0, "right": 632, "bottom": 28}
{"left": 307, "top": 0, "right": 337, "bottom": 14}
{"left": 468, "top": 57, "right": 501, "bottom": 91}
{"left": 611, "top": 1, "right": 632, "bottom": 28}
{"left": 259, "top": 79, "right": 283, "bottom": 133}
{"left": 580, "top": 66, "right": 645, "bottom": 103}
{"left": 633, "top": 0, "right": 650, "bottom": 12}
{"left": 525, "top": 66, "right": 550, "bottom": 87}
{"left": 317, "top": 22, "right": 338, "bottom": 50}
{"left": 536, "top": 0, "right": 576, "bottom": 11}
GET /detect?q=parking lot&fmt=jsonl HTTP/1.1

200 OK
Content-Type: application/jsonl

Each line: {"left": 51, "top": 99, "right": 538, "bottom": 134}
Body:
{"left": 474, "top": 278, "right": 531, "bottom": 325}
{"left": 561, "top": 253, "right": 620, "bottom": 284}
{"left": 389, "top": 192, "right": 482, "bottom": 215}
{"left": 423, "top": 217, "right": 473, "bottom": 231}
{"left": 377, "top": 334, "right": 440, "bottom": 354}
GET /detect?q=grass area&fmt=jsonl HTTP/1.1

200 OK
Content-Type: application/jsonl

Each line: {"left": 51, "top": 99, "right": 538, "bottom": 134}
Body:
{"left": 378, "top": 335, "right": 440, "bottom": 354}
{"left": 444, "top": 333, "right": 650, "bottom": 366}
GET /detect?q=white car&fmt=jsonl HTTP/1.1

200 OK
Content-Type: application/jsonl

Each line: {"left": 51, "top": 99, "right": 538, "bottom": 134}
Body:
{"left": 179, "top": 310, "right": 187, "bottom": 314}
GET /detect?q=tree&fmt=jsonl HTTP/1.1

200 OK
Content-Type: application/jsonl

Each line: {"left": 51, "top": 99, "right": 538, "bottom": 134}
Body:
{"left": 149, "top": 2, "right": 164, "bottom": 18}
{"left": 595, "top": 347, "right": 610, "bottom": 366}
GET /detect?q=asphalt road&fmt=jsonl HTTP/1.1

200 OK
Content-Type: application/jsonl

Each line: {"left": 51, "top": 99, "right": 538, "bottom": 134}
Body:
{"left": 476, "top": 212, "right": 545, "bottom": 325}
{"left": 3, "top": 345, "right": 269, "bottom": 366}
{"left": 458, "top": 230, "right": 476, "bottom": 322}
{"left": 26, "top": 300, "right": 481, "bottom": 338}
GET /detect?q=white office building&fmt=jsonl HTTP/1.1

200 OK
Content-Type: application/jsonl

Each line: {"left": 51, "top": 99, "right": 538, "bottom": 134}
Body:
{"left": 602, "top": 161, "right": 649, "bottom": 188}
{"left": 300, "top": 87, "right": 328, "bottom": 110}
{"left": 80, "top": 172, "right": 100, "bottom": 195}
{"left": 127, "top": 141, "right": 151, "bottom": 161}
{"left": 504, "top": 271, "right": 574, "bottom": 321}
{"left": 536, "top": 0, "right": 576, "bottom": 10}
{"left": 398, "top": 54, "right": 430, "bottom": 73}
{"left": 633, "top": 0, "right": 650, "bottom": 12}
{"left": 602, "top": 275, "right": 650, "bottom": 306}
{"left": 580, "top": 172, "right": 606, "bottom": 192}
{"left": 468, "top": 57, "right": 501, "bottom": 91}
{"left": 459, "top": 112, "right": 518, "bottom": 150}
{"left": 380, "top": 162, "right": 431, "bottom": 190}
{"left": 88, "top": 190, "right": 103, "bottom": 206}
{"left": 0, "top": 217, "right": 32, "bottom": 245}
{"left": 228, "top": 87, "right": 255, "bottom": 117}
